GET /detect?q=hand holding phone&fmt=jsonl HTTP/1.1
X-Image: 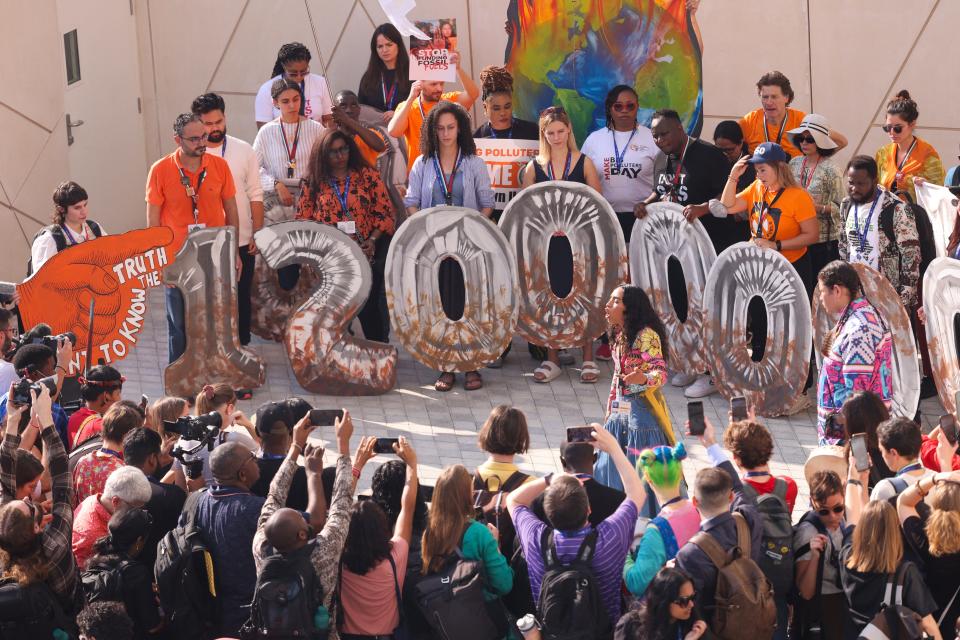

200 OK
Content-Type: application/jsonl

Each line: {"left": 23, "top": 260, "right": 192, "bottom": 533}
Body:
{"left": 566, "top": 426, "right": 595, "bottom": 443}
{"left": 373, "top": 437, "right": 400, "bottom": 454}
{"left": 850, "top": 433, "right": 871, "bottom": 472}
{"left": 309, "top": 409, "right": 344, "bottom": 427}
{"left": 687, "top": 401, "right": 705, "bottom": 436}
{"left": 940, "top": 414, "right": 958, "bottom": 446}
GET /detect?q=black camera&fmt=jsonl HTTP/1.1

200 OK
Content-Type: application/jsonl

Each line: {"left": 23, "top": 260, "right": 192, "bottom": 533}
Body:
{"left": 163, "top": 411, "right": 223, "bottom": 441}
{"left": 12, "top": 376, "right": 57, "bottom": 407}
{"left": 10, "top": 331, "right": 77, "bottom": 356}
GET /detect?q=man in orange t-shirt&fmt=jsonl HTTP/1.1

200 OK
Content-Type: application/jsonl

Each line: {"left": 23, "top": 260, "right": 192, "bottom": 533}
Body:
{"left": 386, "top": 50, "right": 479, "bottom": 171}
{"left": 739, "top": 71, "right": 846, "bottom": 159}
{"left": 146, "top": 113, "right": 238, "bottom": 363}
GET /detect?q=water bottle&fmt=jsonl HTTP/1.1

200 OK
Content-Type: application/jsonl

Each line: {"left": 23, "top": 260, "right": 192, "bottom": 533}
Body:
{"left": 314, "top": 604, "right": 330, "bottom": 630}
{"left": 517, "top": 614, "right": 541, "bottom": 640}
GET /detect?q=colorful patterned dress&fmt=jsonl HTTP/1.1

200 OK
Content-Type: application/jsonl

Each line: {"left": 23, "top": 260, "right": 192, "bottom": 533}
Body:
{"left": 594, "top": 327, "right": 676, "bottom": 515}
{"left": 817, "top": 297, "right": 893, "bottom": 444}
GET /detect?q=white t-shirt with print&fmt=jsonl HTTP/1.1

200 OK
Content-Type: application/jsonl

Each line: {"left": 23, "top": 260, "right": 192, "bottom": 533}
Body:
{"left": 845, "top": 195, "right": 882, "bottom": 269}
{"left": 581, "top": 125, "right": 658, "bottom": 212}
{"left": 254, "top": 73, "right": 333, "bottom": 124}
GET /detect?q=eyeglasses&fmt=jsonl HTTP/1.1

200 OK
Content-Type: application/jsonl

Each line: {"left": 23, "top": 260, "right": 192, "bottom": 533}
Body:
{"left": 881, "top": 124, "right": 904, "bottom": 134}
{"left": 612, "top": 102, "right": 638, "bottom": 112}
{"left": 816, "top": 504, "right": 845, "bottom": 516}
{"left": 284, "top": 67, "right": 310, "bottom": 80}
{"left": 673, "top": 593, "right": 697, "bottom": 607}
{"left": 795, "top": 135, "right": 816, "bottom": 144}
{"left": 180, "top": 133, "right": 209, "bottom": 145}
{"left": 328, "top": 146, "right": 350, "bottom": 157}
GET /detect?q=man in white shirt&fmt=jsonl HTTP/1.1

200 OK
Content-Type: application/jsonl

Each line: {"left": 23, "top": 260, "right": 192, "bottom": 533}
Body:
{"left": 254, "top": 42, "right": 333, "bottom": 129}
{"left": 871, "top": 416, "right": 933, "bottom": 502}
{"left": 193, "top": 93, "right": 264, "bottom": 346}
{"left": 0, "top": 309, "right": 18, "bottom": 393}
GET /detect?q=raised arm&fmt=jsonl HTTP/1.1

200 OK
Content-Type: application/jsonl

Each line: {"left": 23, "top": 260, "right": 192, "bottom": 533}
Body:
{"left": 393, "top": 437, "right": 419, "bottom": 544}
{"left": 387, "top": 83, "right": 421, "bottom": 139}
{"left": 451, "top": 52, "right": 479, "bottom": 108}
{"left": 1, "top": 392, "right": 26, "bottom": 502}
{"left": 720, "top": 156, "right": 750, "bottom": 213}
{"left": 592, "top": 423, "right": 647, "bottom": 510}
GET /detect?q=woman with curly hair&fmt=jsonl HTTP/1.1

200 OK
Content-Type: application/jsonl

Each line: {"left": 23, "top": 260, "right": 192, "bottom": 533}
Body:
{"left": 593, "top": 285, "right": 676, "bottom": 497}
{"left": 404, "top": 101, "right": 495, "bottom": 392}
{"left": 473, "top": 66, "right": 538, "bottom": 142}
{"left": 615, "top": 567, "right": 707, "bottom": 640}
{"left": 897, "top": 470, "right": 960, "bottom": 638}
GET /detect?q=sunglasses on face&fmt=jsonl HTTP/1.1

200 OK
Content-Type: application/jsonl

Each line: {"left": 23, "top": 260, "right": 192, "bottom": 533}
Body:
{"left": 795, "top": 135, "right": 815, "bottom": 144}
{"left": 882, "top": 124, "right": 904, "bottom": 134}
{"left": 816, "top": 504, "right": 845, "bottom": 516}
{"left": 612, "top": 102, "right": 638, "bottom": 112}
{"left": 673, "top": 593, "right": 697, "bottom": 607}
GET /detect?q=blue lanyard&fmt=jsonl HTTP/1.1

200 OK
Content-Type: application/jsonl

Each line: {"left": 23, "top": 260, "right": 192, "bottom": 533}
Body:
{"left": 330, "top": 174, "right": 351, "bottom": 218}
{"left": 853, "top": 188, "right": 881, "bottom": 254}
{"left": 99, "top": 447, "right": 123, "bottom": 461}
{"left": 547, "top": 151, "right": 572, "bottom": 180}
{"left": 490, "top": 119, "right": 515, "bottom": 139}
{"left": 60, "top": 223, "right": 87, "bottom": 245}
{"left": 744, "top": 471, "right": 771, "bottom": 478}
{"left": 660, "top": 495, "right": 685, "bottom": 509}
{"left": 612, "top": 128, "right": 637, "bottom": 171}
{"left": 433, "top": 150, "right": 462, "bottom": 205}
{"left": 897, "top": 462, "right": 923, "bottom": 476}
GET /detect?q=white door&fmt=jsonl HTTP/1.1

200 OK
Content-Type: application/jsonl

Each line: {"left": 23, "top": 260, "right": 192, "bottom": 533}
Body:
{"left": 58, "top": 0, "right": 147, "bottom": 235}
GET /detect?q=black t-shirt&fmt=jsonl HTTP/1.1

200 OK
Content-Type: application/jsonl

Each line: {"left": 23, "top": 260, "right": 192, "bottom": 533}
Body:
{"left": 85, "top": 556, "right": 163, "bottom": 637}
{"left": 473, "top": 118, "right": 540, "bottom": 141}
{"left": 251, "top": 456, "right": 309, "bottom": 512}
{"left": 357, "top": 68, "right": 412, "bottom": 113}
{"left": 902, "top": 515, "right": 960, "bottom": 634}
{"left": 529, "top": 477, "right": 626, "bottom": 527}
{"left": 141, "top": 478, "right": 186, "bottom": 570}
{"left": 840, "top": 530, "right": 938, "bottom": 639}
{"left": 654, "top": 138, "right": 749, "bottom": 254}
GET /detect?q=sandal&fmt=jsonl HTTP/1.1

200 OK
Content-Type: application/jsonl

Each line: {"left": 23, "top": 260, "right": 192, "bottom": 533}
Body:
{"left": 534, "top": 360, "right": 562, "bottom": 383}
{"left": 580, "top": 360, "right": 600, "bottom": 384}
{"left": 434, "top": 372, "right": 455, "bottom": 392}
{"left": 464, "top": 371, "right": 484, "bottom": 391}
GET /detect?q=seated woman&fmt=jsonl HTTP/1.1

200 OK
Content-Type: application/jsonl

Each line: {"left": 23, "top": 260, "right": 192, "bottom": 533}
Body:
{"left": 624, "top": 443, "right": 697, "bottom": 598}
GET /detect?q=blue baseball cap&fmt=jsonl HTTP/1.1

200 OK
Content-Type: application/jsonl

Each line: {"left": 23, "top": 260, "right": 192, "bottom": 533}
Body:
{"left": 748, "top": 142, "right": 788, "bottom": 165}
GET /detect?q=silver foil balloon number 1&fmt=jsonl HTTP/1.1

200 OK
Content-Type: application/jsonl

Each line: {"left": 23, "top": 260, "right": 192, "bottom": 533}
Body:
{"left": 255, "top": 221, "right": 398, "bottom": 395}
{"left": 163, "top": 227, "right": 265, "bottom": 396}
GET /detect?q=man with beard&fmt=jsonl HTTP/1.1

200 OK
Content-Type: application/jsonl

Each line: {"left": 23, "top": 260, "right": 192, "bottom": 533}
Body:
{"left": 634, "top": 109, "right": 737, "bottom": 399}
{"left": 146, "top": 113, "right": 239, "bottom": 363}
{"left": 191, "top": 93, "right": 263, "bottom": 346}
{"left": 387, "top": 50, "right": 479, "bottom": 171}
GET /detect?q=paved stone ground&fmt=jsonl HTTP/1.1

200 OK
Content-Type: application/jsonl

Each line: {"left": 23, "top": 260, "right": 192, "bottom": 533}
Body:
{"left": 123, "top": 288, "right": 945, "bottom": 519}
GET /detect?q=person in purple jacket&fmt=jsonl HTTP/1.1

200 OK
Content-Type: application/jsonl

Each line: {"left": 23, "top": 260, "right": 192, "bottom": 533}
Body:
{"left": 507, "top": 424, "right": 647, "bottom": 630}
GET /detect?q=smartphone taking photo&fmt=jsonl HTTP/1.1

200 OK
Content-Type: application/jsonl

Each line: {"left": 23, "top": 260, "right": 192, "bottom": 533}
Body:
{"left": 850, "top": 433, "right": 871, "bottom": 472}
{"left": 309, "top": 409, "right": 344, "bottom": 427}
{"left": 688, "top": 401, "right": 705, "bottom": 436}
{"left": 730, "top": 396, "right": 748, "bottom": 421}
{"left": 373, "top": 437, "right": 400, "bottom": 454}
{"left": 940, "top": 414, "right": 958, "bottom": 446}
{"left": 566, "top": 426, "right": 595, "bottom": 443}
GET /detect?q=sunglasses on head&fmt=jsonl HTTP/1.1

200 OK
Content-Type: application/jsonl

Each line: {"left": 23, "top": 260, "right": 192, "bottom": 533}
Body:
{"left": 541, "top": 105, "right": 566, "bottom": 116}
{"left": 816, "top": 504, "right": 845, "bottom": 516}
{"left": 882, "top": 124, "right": 904, "bottom": 134}
{"left": 612, "top": 102, "right": 638, "bottom": 112}
{"left": 795, "top": 135, "right": 816, "bottom": 144}
{"left": 673, "top": 593, "right": 697, "bottom": 607}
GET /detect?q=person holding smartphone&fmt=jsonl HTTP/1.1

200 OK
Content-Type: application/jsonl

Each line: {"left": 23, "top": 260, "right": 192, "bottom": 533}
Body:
{"left": 593, "top": 285, "right": 677, "bottom": 496}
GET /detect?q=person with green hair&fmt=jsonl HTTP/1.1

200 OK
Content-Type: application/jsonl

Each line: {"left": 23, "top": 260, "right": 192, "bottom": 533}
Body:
{"left": 623, "top": 442, "right": 699, "bottom": 597}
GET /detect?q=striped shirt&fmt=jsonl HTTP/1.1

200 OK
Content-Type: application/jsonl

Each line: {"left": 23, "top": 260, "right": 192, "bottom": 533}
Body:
{"left": 1, "top": 429, "right": 77, "bottom": 604}
{"left": 252, "top": 117, "right": 326, "bottom": 194}
{"left": 514, "top": 499, "right": 638, "bottom": 622}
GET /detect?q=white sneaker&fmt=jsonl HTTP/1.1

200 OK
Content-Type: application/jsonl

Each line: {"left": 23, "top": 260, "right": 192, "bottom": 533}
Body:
{"left": 671, "top": 372, "right": 698, "bottom": 387}
{"left": 684, "top": 375, "right": 717, "bottom": 398}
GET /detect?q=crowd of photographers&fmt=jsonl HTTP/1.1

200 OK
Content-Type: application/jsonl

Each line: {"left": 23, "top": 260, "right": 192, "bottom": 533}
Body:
{"left": 1, "top": 320, "right": 960, "bottom": 640}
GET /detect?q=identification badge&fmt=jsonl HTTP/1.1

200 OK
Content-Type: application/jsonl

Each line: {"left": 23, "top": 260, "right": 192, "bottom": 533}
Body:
{"left": 336, "top": 220, "right": 356, "bottom": 235}
{"left": 611, "top": 398, "right": 631, "bottom": 415}
{"left": 187, "top": 223, "right": 207, "bottom": 233}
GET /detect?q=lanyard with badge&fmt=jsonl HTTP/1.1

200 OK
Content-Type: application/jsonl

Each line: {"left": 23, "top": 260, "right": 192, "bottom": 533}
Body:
{"left": 893, "top": 137, "right": 918, "bottom": 189}
{"left": 176, "top": 158, "right": 207, "bottom": 231}
{"left": 60, "top": 223, "right": 88, "bottom": 245}
{"left": 663, "top": 137, "right": 691, "bottom": 202}
{"left": 330, "top": 174, "right": 356, "bottom": 236}
{"left": 547, "top": 151, "right": 572, "bottom": 181}
{"left": 612, "top": 127, "right": 637, "bottom": 172}
{"left": 610, "top": 337, "right": 633, "bottom": 418}
{"left": 381, "top": 74, "right": 398, "bottom": 110}
{"left": 763, "top": 114, "right": 788, "bottom": 146}
{"left": 852, "top": 188, "right": 881, "bottom": 255}
{"left": 434, "top": 150, "right": 462, "bottom": 205}
{"left": 753, "top": 188, "right": 785, "bottom": 239}
{"left": 280, "top": 119, "right": 302, "bottom": 179}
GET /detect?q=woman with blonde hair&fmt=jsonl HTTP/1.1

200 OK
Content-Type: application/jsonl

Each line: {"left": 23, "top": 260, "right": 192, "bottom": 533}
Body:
{"left": 897, "top": 469, "right": 960, "bottom": 638}
{"left": 419, "top": 464, "right": 513, "bottom": 636}
{"left": 520, "top": 106, "right": 603, "bottom": 385}
{"left": 841, "top": 497, "right": 941, "bottom": 638}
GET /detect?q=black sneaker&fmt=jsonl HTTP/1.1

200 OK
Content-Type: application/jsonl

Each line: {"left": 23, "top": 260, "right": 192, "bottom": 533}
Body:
{"left": 920, "top": 376, "right": 938, "bottom": 400}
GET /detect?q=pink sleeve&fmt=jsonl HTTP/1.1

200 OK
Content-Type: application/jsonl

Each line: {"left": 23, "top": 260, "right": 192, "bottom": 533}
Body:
{"left": 391, "top": 535, "right": 410, "bottom": 590}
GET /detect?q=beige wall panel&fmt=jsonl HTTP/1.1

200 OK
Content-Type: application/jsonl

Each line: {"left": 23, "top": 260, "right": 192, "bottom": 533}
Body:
{"left": 0, "top": 109, "right": 56, "bottom": 209}
{"left": 307, "top": 0, "right": 369, "bottom": 73}
{"left": 323, "top": 2, "right": 381, "bottom": 97}
{"left": 0, "top": 0, "right": 64, "bottom": 131}
{"left": 0, "top": 203, "right": 33, "bottom": 279}
{"left": 8, "top": 118, "right": 70, "bottom": 231}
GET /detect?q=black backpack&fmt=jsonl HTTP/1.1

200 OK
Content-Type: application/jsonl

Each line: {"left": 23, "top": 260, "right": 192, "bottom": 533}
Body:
{"left": 0, "top": 578, "right": 76, "bottom": 640}
{"left": 790, "top": 512, "right": 841, "bottom": 639}
{"left": 26, "top": 221, "right": 104, "bottom": 276}
{"left": 536, "top": 528, "right": 610, "bottom": 640}
{"left": 852, "top": 564, "right": 924, "bottom": 639}
{"left": 154, "top": 489, "right": 217, "bottom": 640}
{"left": 879, "top": 191, "right": 937, "bottom": 281}
{"left": 742, "top": 479, "right": 795, "bottom": 598}
{"left": 240, "top": 540, "right": 325, "bottom": 640}
{"left": 81, "top": 558, "right": 131, "bottom": 604}
{"left": 414, "top": 547, "right": 500, "bottom": 640}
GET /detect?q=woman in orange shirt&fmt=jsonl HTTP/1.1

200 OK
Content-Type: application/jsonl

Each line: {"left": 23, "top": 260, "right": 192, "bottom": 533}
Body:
{"left": 297, "top": 129, "right": 395, "bottom": 342}
{"left": 875, "top": 90, "right": 945, "bottom": 203}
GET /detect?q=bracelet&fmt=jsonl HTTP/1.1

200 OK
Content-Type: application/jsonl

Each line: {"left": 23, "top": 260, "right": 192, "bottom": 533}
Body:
{"left": 352, "top": 466, "right": 362, "bottom": 479}
{"left": 917, "top": 482, "right": 929, "bottom": 498}
{"left": 56, "top": 365, "right": 67, "bottom": 373}
{"left": 846, "top": 479, "right": 862, "bottom": 487}
{"left": 291, "top": 443, "right": 304, "bottom": 455}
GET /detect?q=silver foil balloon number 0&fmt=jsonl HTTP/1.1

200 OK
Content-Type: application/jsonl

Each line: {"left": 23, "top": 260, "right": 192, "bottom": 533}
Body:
{"left": 255, "top": 221, "right": 397, "bottom": 395}
{"left": 923, "top": 258, "right": 960, "bottom": 414}
{"left": 163, "top": 227, "right": 265, "bottom": 396}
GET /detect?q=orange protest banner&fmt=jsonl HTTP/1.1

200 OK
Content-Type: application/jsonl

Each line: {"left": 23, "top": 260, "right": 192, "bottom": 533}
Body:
{"left": 17, "top": 226, "right": 177, "bottom": 373}
{"left": 474, "top": 139, "right": 539, "bottom": 208}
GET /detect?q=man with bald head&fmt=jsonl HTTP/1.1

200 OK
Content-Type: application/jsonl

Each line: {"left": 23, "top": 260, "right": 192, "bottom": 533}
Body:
{"left": 252, "top": 407, "right": 355, "bottom": 636}
{"left": 192, "top": 439, "right": 264, "bottom": 636}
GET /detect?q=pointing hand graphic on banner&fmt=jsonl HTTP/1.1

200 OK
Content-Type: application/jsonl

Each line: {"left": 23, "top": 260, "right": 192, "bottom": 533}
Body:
{"left": 17, "top": 226, "right": 176, "bottom": 353}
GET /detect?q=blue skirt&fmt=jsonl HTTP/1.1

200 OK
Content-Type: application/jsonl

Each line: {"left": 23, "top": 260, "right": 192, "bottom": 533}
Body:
{"left": 593, "top": 395, "right": 673, "bottom": 519}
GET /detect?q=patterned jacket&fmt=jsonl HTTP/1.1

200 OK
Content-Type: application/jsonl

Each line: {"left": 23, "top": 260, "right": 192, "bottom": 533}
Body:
{"left": 838, "top": 188, "right": 920, "bottom": 308}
